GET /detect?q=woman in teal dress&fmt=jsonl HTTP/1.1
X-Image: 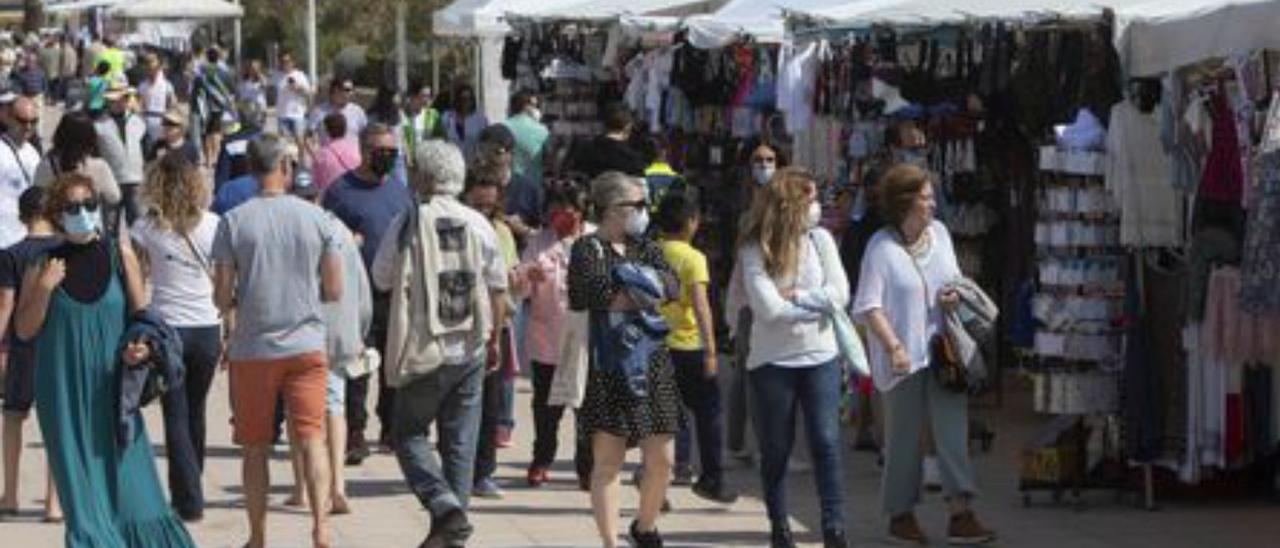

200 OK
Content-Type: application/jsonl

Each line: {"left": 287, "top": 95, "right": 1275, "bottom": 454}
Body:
{"left": 14, "top": 172, "right": 194, "bottom": 548}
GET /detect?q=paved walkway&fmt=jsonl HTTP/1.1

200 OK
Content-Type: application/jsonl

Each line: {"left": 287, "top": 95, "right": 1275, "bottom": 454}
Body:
{"left": 5, "top": 372, "right": 1280, "bottom": 547}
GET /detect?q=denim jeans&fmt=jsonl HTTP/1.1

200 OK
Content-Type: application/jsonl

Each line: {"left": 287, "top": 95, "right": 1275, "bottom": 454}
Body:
{"left": 159, "top": 325, "right": 222, "bottom": 516}
{"left": 671, "top": 349, "right": 725, "bottom": 483}
{"left": 750, "top": 359, "right": 846, "bottom": 533}
{"left": 393, "top": 359, "right": 485, "bottom": 517}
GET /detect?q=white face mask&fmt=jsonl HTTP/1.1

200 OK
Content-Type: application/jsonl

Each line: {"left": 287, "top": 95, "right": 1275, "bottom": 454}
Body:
{"left": 807, "top": 201, "right": 822, "bottom": 228}
{"left": 528, "top": 107, "right": 542, "bottom": 122}
{"left": 625, "top": 208, "right": 650, "bottom": 236}
{"left": 752, "top": 164, "right": 775, "bottom": 186}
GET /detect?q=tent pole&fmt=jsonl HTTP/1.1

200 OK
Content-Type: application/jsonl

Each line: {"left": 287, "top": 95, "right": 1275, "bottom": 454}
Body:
{"left": 396, "top": 0, "right": 407, "bottom": 92}
{"left": 307, "top": 0, "right": 317, "bottom": 86}
{"left": 233, "top": 0, "right": 242, "bottom": 69}
{"left": 431, "top": 38, "right": 439, "bottom": 97}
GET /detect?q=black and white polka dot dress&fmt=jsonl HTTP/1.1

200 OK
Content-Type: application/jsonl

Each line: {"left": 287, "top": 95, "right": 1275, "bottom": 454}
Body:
{"left": 568, "top": 234, "right": 682, "bottom": 446}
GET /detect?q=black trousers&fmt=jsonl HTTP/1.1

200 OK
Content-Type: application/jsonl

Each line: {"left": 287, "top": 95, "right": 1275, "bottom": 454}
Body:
{"left": 530, "top": 362, "right": 567, "bottom": 468}
{"left": 159, "top": 325, "right": 222, "bottom": 516}
{"left": 347, "top": 292, "right": 393, "bottom": 447}
{"left": 671, "top": 349, "right": 725, "bottom": 483}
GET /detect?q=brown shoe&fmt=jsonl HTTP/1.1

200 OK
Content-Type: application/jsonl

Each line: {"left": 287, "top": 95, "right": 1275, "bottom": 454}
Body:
{"left": 889, "top": 513, "right": 927, "bottom": 545}
{"left": 947, "top": 510, "right": 996, "bottom": 545}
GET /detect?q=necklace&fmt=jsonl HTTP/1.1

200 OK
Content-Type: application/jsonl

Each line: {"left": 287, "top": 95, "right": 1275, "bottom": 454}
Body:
{"left": 901, "top": 228, "right": 932, "bottom": 258}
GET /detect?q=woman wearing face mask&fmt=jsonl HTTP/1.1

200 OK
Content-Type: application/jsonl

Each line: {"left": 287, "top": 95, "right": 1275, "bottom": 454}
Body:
{"left": 853, "top": 165, "right": 995, "bottom": 545}
{"left": 14, "top": 173, "right": 196, "bottom": 547}
{"left": 568, "top": 171, "right": 681, "bottom": 548}
{"left": 738, "top": 167, "right": 850, "bottom": 548}
{"left": 722, "top": 140, "right": 784, "bottom": 462}
{"left": 512, "top": 182, "right": 594, "bottom": 488}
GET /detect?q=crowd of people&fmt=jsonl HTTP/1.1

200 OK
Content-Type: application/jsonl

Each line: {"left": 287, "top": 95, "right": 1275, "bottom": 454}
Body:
{"left": 0, "top": 29, "right": 1000, "bottom": 548}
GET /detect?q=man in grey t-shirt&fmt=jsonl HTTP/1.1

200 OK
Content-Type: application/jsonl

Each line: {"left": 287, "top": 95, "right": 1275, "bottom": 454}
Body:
{"left": 212, "top": 134, "right": 343, "bottom": 548}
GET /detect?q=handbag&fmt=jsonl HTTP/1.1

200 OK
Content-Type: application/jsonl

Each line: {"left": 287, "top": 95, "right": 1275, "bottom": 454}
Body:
{"left": 929, "top": 329, "right": 969, "bottom": 392}
{"left": 806, "top": 232, "right": 870, "bottom": 377}
{"left": 898, "top": 228, "right": 969, "bottom": 393}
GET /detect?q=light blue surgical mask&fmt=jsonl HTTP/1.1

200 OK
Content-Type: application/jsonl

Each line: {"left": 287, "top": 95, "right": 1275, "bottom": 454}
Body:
{"left": 62, "top": 209, "right": 101, "bottom": 243}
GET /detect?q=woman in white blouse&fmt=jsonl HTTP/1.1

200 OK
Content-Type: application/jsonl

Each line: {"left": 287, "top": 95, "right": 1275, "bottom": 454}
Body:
{"left": 852, "top": 164, "right": 995, "bottom": 545}
{"left": 739, "top": 167, "right": 850, "bottom": 548}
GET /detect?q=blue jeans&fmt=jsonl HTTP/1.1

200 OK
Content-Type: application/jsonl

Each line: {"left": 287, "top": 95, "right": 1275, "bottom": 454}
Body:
{"left": 750, "top": 359, "right": 846, "bottom": 533}
{"left": 159, "top": 325, "right": 223, "bottom": 516}
{"left": 393, "top": 360, "right": 485, "bottom": 517}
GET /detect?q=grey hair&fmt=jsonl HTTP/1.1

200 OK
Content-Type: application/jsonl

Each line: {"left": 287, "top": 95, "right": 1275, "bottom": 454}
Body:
{"left": 412, "top": 139, "right": 466, "bottom": 196}
{"left": 248, "top": 133, "right": 289, "bottom": 176}
{"left": 360, "top": 122, "right": 395, "bottom": 150}
{"left": 589, "top": 171, "right": 644, "bottom": 221}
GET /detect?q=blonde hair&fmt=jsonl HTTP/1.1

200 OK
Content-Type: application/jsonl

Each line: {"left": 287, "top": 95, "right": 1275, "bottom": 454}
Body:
{"left": 141, "top": 154, "right": 209, "bottom": 236}
{"left": 738, "top": 167, "right": 814, "bottom": 278}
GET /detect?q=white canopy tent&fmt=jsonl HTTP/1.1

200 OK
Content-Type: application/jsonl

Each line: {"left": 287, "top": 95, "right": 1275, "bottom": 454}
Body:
{"left": 801, "top": 0, "right": 1139, "bottom": 26}
{"left": 523, "top": 0, "right": 725, "bottom": 20}
{"left": 684, "top": 0, "right": 870, "bottom": 43}
{"left": 1114, "top": 0, "right": 1280, "bottom": 77}
{"left": 110, "top": 0, "right": 243, "bottom": 20}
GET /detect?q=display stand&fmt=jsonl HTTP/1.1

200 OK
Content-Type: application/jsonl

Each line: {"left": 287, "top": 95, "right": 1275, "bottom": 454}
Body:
{"left": 1019, "top": 148, "right": 1140, "bottom": 509}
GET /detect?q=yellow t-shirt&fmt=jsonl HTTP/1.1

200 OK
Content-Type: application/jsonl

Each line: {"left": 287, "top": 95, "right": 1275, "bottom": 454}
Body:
{"left": 660, "top": 239, "right": 710, "bottom": 351}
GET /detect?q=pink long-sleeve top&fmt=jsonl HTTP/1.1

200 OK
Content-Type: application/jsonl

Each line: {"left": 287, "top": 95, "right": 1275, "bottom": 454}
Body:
{"left": 513, "top": 226, "right": 593, "bottom": 365}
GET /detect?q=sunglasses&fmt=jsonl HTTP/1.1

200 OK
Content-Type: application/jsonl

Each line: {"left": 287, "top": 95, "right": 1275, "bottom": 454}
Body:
{"left": 64, "top": 198, "right": 99, "bottom": 215}
{"left": 612, "top": 199, "right": 646, "bottom": 211}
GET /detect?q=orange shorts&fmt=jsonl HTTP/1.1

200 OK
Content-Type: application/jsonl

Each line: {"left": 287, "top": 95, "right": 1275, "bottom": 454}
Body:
{"left": 229, "top": 352, "right": 328, "bottom": 446}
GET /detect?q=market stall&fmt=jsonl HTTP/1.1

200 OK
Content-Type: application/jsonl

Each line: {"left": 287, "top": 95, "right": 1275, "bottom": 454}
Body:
{"left": 789, "top": 0, "right": 1280, "bottom": 508}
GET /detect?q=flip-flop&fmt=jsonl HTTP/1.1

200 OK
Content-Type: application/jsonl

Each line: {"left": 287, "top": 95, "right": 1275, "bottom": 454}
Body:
{"left": 42, "top": 515, "right": 64, "bottom": 524}
{"left": 0, "top": 507, "right": 18, "bottom": 518}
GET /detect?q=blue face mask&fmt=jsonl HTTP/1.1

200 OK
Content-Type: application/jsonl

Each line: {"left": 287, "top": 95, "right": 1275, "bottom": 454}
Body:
{"left": 62, "top": 209, "right": 101, "bottom": 242}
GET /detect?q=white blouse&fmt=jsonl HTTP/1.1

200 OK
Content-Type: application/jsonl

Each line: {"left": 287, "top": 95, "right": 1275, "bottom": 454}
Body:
{"left": 852, "top": 220, "right": 962, "bottom": 392}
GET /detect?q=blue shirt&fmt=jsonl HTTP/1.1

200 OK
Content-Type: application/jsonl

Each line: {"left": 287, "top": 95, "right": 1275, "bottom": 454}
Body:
{"left": 211, "top": 175, "right": 260, "bottom": 215}
{"left": 505, "top": 172, "right": 544, "bottom": 227}
{"left": 321, "top": 171, "right": 415, "bottom": 269}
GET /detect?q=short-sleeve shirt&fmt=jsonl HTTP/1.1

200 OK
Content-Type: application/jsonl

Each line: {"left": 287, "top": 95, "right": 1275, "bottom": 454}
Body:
{"left": 852, "top": 220, "right": 962, "bottom": 392}
{"left": 0, "top": 137, "right": 42, "bottom": 248}
{"left": 131, "top": 212, "right": 220, "bottom": 327}
{"left": 137, "top": 76, "right": 173, "bottom": 115}
{"left": 211, "top": 175, "right": 260, "bottom": 215}
{"left": 211, "top": 194, "right": 339, "bottom": 361}
{"left": 0, "top": 235, "right": 61, "bottom": 346}
{"left": 309, "top": 102, "right": 367, "bottom": 145}
{"left": 322, "top": 171, "right": 414, "bottom": 270}
{"left": 275, "top": 70, "right": 311, "bottom": 120}
{"left": 660, "top": 239, "right": 710, "bottom": 351}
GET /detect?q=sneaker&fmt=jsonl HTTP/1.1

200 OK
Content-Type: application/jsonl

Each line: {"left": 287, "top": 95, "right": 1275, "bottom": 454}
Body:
{"left": 889, "top": 513, "right": 927, "bottom": 545}
{"left": 691, "top": 478, "right": 739, "bottom": 504}
{"left": 947, "top": 510, "right": 996, "bottom": 545}
{"left": 345, "top": 441, "right": 370, "bottom": 467}
{"left": 823, "top": 529, "right": 849, "bottom": 548}
{"left": 495, "top": 426, "right": 514, "bottom": 449}
{"left": 672, "top": 463, "right": 695, "bottom": 486}
{"left": 421, "top": 508, "right": 472, "bottom": 548}
{"left": 472, "top": 477, "right": 504, "bottom": 499}
{"left": 629, "top": 520, "right": 664, "bottom": 548}
{"left": 770, "top": 523, "right": 796, "bottom": 548}
{"left": 526, "top": 466, "right": 550, "bottom": 487}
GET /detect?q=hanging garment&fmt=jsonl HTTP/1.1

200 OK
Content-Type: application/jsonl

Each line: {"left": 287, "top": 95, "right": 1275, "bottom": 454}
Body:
{"left": 1239, "top": 150, "right": 1280, "bottom": 315}
{"left": 1203, "top": 266, "right": 1280, "bottom": 364}
{"left": 776, "top": 41, "right": 820, "bottom": 134}
{"left": 1200, "top": 86, "right": 1245, "bottom": 205}
{"left": 1105, "top": 101, "right": 1182, "bottom": 246}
